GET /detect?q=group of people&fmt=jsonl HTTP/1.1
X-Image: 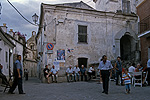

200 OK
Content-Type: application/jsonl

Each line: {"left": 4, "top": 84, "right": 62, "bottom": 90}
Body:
{"left": 43, "top": 65, "right": 58, "bottom": 83}
{"left": 99, "top": 55, "right": 150, "bottom": 95}
{"left": 1, "top": 54, "right": 150, "bottom": 95}
{"left": 43, "top": 64, "right": 96, "bottom": 83}
{"left": 66, "top": 64, "right": 97, "bottom": 82}
{"left": 65, "top": 65, "right": 96, "bottom": 82}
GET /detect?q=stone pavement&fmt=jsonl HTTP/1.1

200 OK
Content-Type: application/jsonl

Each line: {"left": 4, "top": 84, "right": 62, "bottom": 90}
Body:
{"left": 0, "top": 78, "right": 150, "bottom": 100}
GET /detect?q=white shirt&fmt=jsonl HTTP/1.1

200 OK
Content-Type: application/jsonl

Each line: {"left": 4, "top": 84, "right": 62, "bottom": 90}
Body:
{"left": 88, "top": 67, "right": 94, "bottom": 73}
{"left": 51, "top": 68, "right": 58, "bottom": 74}
{"left": 147, "top": 59, "right": 150, "bottom": 68}
{"left": 128, "top": 66, "right": 135, "bottom": 72}
{"left": 66, "top": 68, "right": 73, "bottom": 73}
{"left": 98, "top": 60, "right": 113, "bottom": 70}
{"left": 73, "top": 67, "right": 80, "bottom": 74}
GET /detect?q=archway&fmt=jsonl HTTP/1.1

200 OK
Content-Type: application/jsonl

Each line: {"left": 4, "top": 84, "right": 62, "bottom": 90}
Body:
{"left": 120, "top": 35, "right": 131, "bottom": 60}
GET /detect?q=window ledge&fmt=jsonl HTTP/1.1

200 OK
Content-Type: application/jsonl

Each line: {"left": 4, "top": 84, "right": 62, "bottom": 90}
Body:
{"left": 77, "top": 42, "right": 88, "bottom": 44}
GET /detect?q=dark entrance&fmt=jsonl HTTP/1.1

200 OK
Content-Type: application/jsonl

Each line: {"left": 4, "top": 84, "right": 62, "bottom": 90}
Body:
{"left": 78, "top": 58, "right": 88, "bottom": 68}
{"left": 120, "top": 35, "right": 131, "bottom": 60}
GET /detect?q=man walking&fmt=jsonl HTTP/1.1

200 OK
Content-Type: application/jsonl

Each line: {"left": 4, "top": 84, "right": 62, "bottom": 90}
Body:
{"left": 98, "top": 55, "right": 113, "bottom": 94}
{"left": 9, "top": 55, "right": 25, "bottom": 94}
{"left": 114, "top": 56, "right": 123, "bottom": 85}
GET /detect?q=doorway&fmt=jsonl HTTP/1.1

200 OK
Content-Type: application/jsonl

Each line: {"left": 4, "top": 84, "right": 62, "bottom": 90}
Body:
{"left": 78, "top": 58, "right": 88, "bottom": 68}
{"left": 120, "top": 35, "right": 131, "bottom": 60}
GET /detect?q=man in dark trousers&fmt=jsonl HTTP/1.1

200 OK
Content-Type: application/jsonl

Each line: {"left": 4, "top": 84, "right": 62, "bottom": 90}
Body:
{"left": 8, "top": 55, "right": 25, "bottom": 94}
{"left": 98, "top": 55, "right": 113, "bottom": 94}
{"left": 114, "top": 56, "right": 123, "bottom": 85}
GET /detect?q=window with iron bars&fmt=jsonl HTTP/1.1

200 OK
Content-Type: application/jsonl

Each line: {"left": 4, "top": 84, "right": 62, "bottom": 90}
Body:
{"left": 122, "top": 0, "right": 131, "bottom": 14}
{"left": 78, "top": 25, "right": 87, "bottom": 43}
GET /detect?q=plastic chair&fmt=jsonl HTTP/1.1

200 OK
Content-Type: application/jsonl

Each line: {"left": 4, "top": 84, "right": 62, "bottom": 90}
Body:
{"left": 132, "top": 72, "right": 142, "bottom": 87}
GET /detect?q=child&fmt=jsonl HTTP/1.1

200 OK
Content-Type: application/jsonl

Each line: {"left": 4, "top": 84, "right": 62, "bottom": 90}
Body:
{"left": 122, "top": 68, "right": 131, "bottom": 94}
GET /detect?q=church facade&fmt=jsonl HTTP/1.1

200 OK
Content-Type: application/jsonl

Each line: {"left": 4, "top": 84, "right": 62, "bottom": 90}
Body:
{"left": 36, "top": 1, "right": 141, "bottom": 81}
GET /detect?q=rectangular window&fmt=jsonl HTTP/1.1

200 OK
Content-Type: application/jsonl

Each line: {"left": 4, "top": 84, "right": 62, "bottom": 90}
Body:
{"left": 122, "top": 0, "right": 131, "bottom": 14}
{"left": 6, "top": 51, "right": 8, "bottom": 62}
{"left": 78, "top": 25, "right": 87, "bottom": 43}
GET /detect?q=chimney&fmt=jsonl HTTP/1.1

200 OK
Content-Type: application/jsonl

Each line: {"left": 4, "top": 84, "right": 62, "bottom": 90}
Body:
{"left": 9, "top": 29, "right": 14, "bottom": 37}
{"left": 1, "top": 23, "right": 8, "bottom": 33}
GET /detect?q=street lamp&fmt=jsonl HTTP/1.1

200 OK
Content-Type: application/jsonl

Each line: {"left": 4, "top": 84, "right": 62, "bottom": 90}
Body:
{"left": 32, "top": 13, "right": 38, "bottom": 24}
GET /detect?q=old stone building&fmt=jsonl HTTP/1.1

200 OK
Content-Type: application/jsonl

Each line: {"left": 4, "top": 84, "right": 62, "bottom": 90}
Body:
{"left": 0, "top": 23, "right": 27, "bottom": 79}
{"left": 36, "top": 1, "right": 140, "bottom": 81}
{"left": 24, "top": 31, "right": 37, "bottom": 77}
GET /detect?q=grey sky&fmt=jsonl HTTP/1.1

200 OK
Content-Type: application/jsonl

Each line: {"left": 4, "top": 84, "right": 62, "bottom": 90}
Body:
{"left": 0, "top": 0, "right": 95, "bottom": 40}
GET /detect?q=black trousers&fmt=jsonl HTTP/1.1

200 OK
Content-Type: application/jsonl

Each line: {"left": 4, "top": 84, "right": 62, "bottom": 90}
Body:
{"left": 88, "top": 71, "right": 95, "bottom": 80}
{"left": 25, "top": 74, "right": 28, "bottom": 80}
{"left": 101, "top": 70, "right": 110, "bottom": 93}
{"left": 81, "top": 74, "right": 87, "bottom": 81}
{"left": 116, "top": 71, "right": 123, "bottom": 85}
{"left": 9, "top": 76, "right": 23, "bottom": 93}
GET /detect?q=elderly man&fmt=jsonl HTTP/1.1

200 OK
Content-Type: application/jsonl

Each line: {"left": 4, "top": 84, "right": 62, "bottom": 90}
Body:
{"left": 80, "top": 65, "right": 87, "bottom": 81}
{"left": 51, "top": 65, "right": 58, "bottom": 83}
{"left": 73, "top": 65, "right": 80, "bottom": 82}
{"left": 98, "top": 55, "right": 113, "bottom": 94}
{"left": 66, "top": 65, "right": 74, "bottom": 82}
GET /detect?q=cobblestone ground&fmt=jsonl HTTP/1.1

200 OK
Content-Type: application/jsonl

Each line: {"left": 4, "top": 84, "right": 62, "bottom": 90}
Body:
{"left": 0, "top": 78, "right": 150, "bottom": 100}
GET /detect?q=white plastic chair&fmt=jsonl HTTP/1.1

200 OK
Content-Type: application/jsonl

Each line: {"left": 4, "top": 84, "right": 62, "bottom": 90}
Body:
{"left": 132, "top": 72, "right": 142, "bottom": 87}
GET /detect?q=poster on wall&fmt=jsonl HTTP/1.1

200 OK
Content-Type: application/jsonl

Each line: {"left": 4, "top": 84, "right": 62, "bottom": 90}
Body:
{"left": 57, "top": 49, "right": 65, "bottom": 62}
{"left": 67, "top": 49, "right": 74, "bottom": 53}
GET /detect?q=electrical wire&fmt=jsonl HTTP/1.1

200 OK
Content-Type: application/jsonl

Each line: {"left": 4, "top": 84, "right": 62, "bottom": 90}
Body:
{"left": 6, "top": 0, "right": 38, "bottom": 26}
{"left": 86, "top": 0, "right": 93, "bottom": 3}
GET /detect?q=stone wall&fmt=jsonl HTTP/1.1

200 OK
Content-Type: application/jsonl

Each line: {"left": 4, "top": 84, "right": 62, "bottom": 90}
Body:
{"left": 24, "top": 60, "right": 37, "bottom": 77}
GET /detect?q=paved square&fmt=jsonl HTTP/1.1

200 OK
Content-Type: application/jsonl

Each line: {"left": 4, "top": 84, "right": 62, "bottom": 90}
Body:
{"left": 0, "top": 78, "right": 149, "bottom": 100}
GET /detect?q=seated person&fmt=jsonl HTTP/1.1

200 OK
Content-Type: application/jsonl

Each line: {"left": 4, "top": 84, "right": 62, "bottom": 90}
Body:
{"left": 43, "top": 65, "right": 51, "bottom": 84}
{"left": 134, "top": 64, "right": 142, "bottom": 79}
{"left": 80, "top": 65, "right": 87, "bottom": 81}
{"left": 66, "top": 65, "right": 74, "bottom": 82}
{"left": 50, "top": 65, "right": 58, "bottom": 83}
{"left": 87, "top": 65, "right": 96, "bottom": 80}
{"left": 73, "top": 65, "right": 80, "bottom": 82}
{"left": 0, "top": 64, "right": 9, "bottom": 86}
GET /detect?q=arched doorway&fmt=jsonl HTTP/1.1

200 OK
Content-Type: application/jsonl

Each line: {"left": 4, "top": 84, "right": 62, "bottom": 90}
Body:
{"left": 120, "top": 35, "right": 131, "bottom": 60}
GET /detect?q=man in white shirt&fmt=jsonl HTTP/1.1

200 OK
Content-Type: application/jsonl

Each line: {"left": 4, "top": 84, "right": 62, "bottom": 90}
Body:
{"left": 66, "top": 65, "right": 74, "bottom": 82}
{"left": 98, "top": 55, "right": 113, "bottom": 94}
{"left": 51, "top": 65, "right": 58, "bottom": 83}
{"left": 147, "top": 59, "right": 150, "bottom": 85}
{"left": 73, "top": 65, "right": 80, "bottom": 82}
{"left": 128, "top": 63, "right": 135, "bottom": 73}
{"left": 88, "top": 65, "right": 95, "bottom": 80}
